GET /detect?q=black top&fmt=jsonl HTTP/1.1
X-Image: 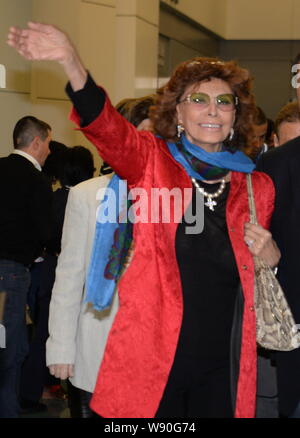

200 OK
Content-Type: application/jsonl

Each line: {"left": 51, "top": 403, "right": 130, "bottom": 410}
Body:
{"left": 0, "top": 154, "right": 53, "bottom": 266}
{"left": 66, "top": 76, "right": 240, "bottom": 362}
{"left": 176, "top": 182, "right": 239, "bottom": 360}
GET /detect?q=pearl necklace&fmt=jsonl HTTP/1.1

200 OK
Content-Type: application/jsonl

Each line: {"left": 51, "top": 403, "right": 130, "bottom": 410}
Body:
{"left": 191, "top": 177, "right": 226, "bottom": 211}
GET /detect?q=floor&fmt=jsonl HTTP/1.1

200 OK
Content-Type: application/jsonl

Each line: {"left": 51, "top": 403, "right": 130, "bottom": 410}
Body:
{"left": 20, "top": 397, "right": 70, "bottom": 418}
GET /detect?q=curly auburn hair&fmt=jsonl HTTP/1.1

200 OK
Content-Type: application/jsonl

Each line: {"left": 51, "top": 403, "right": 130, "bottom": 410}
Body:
{"left": 150, "top": 57, "right": 256, "bottom": 151}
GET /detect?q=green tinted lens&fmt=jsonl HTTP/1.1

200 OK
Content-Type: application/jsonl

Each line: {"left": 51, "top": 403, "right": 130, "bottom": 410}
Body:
{"left": 189, "top": 93, "right": 209, "bottom": 105}
{"left": 216, "top": 94, "right": 235, "bottom": 108}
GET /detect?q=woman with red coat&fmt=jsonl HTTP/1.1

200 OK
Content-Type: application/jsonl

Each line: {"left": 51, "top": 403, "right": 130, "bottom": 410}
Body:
{"left": 8, "top": 23, "right": 280, "bottom": 418}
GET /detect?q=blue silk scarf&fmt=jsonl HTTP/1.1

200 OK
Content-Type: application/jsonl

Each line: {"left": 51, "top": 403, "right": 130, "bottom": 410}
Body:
{"left": 167, "top": 134, "right": 255, "bottom": 180}
{"left": 85, "top": 175, "right": 132, "bottom": 311}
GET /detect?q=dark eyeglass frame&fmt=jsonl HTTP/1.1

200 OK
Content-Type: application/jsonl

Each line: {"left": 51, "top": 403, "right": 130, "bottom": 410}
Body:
{"left": 179, "top": 92, "right": 238, "bottom": 112}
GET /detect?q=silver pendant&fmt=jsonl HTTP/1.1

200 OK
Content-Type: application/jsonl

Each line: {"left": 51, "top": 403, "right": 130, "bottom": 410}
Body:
{"left": 205, "top": 196, "right": 217, "bottom": 211}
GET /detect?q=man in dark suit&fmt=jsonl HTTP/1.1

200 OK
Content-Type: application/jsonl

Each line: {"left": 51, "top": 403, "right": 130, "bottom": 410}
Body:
{"left": 256, "top": 138, "right": 300, "bottom": 417}
{"left": 0, "top": 116, "right": 53, "bottom": 417}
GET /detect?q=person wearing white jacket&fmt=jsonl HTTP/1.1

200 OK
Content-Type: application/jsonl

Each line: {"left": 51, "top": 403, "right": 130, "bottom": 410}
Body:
{"left": 46, "top": 174, "right": 119, "bottom": 417}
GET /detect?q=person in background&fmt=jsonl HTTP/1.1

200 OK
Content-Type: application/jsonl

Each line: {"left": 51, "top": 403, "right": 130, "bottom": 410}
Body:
{"left": 265, "top": 118, "right": 275, "bottom": 149}
{"left": 42, "top": 140, "right": 68, "bottom": 186}
{"left": 100, "top": 161, "right": 113, "bottom": 175}
{"left": 244, "top": 106, "right": 268, "bottom": 162}
{"left": 8, "top": 22, "right": 280, "bottom": 419}
{"left": 46, "top": 95, "right": 155, "bottom": 418}
{"left": 127, "top": 95, "right": 156, "bottom": 131}
{"left": 20, "top": 140, "right": 68, "bottom": 415}
{"left": 0, "top": 115, "right": 52, "bottom": 417}
{"left": 19, "top": 145, "right": 95, "bottom": 414}
{"left": 273, "top": 101, "right": 300, "bottom": 147}
{"left": 47, "top": 174, "right": 116, "bottom": 418}
{"left": 254, "top": 58, "right": 300, "bottom": 418}
{"left": 25, "top": 140, "right": 68, "bottom": 322}
{"left": 115, "top": 95, "right": 155, "bottom": 131}
{"left": 254, "top": 113, "right": 279, "bottom": 418}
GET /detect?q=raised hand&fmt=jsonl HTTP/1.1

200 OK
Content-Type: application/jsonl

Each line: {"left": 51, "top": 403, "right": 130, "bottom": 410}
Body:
{"left": 7, "top": 22, "right": 74, "bottom": 63}
{"left": 7, "top": 22, "right": 87, "bottom": 91}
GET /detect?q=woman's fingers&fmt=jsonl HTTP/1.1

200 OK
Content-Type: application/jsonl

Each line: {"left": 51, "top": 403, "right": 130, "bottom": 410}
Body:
{"left": 68, "top": 364, "right": 74, "bottom": 377}
{"left": 7, "top": 23, "right": 72, "bottom": 62}
{"left": 48, "top": 364, "right": 74, "bottom": 379}
{"left": 244, "top": 222, "right": 281, "bottom": 267}
{"left": 244, "top": 223, "right": 272, "bottom": 253}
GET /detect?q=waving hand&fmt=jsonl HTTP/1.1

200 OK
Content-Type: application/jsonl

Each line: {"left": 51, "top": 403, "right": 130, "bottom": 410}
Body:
{"left": 7, "top": 22, "right": 87, "bottom": 91}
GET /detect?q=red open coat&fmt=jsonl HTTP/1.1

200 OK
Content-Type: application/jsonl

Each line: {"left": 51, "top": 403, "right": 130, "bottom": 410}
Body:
{"left": 71, "top": 95, "right": 275, "bottom": 418}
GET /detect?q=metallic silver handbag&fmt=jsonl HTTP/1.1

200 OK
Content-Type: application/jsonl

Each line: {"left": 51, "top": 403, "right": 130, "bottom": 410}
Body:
{"left": 246, "top": 173, "right": 300, "bottom": 351}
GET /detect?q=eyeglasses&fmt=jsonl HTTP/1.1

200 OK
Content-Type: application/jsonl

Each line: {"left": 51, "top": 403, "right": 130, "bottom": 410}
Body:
{"left": 180, "top": 92, "right": 238, "bottom": 112}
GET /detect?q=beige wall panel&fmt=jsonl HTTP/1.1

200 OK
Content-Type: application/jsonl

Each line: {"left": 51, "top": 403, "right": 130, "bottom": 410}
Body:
{"left": 135, "top": 18, "right": 158, "bottom": 97}
{"left": 115, "top": 15, "right": 158, "bottom": 102}
{"left": 161, "top": 0, "right": 227, "bottom": 37}
{"left": 114, "top": 16, "right": 136, "bottom": 103}
{"left": 136, "top": 0, "right": 159, "bottom": 25}
{"left": 82, "top": 0, "right": 115, "bottom": 6}
{"left": 116, "top": 0, "right": 136, "bottom": 15}
{"left": 0, "top": 91, "right": 31, "bottom": 156}
{"left": 292, "top": 0, "right": 300, "bottom": 40}
{"left": 31, "top": 0, "right": 81, "bottom": 100}
{"left": 226, "top": 0, "right": 294, "bottom": 40}
{"left": 31, "top": 62, "right": 71, "bottom": 101}
{"left": 116, "top": 0, "right": 159, "bottom": 25}
{"left": 1, "top": 0, "right": 32, "bottom": 93}
{"left": 78, "top": 2, "right": 116, "bottom": 99}
{"left": 0, "top": 0, "right": 32, "bottom": 156}
{"left": 32, "top": 0, "right": 80, "bottom": 40}
{"left": 31, "top": 98, "right": 76, "bottom": 144}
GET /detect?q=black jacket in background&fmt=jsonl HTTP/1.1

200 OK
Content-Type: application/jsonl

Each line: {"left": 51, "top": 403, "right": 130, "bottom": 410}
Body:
{"left": 0, "top": 153, "right": 53, "bottom": 266}
{"left": 256, "top": 137, "right": 300, "bottom": 417}
{"left": 46, "top": 186, "right": 69, "bottom": 256}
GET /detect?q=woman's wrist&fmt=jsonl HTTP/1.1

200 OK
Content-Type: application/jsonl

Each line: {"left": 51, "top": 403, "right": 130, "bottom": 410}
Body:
{"left": 60, "top": 49, "right": 88, "bottom": 91}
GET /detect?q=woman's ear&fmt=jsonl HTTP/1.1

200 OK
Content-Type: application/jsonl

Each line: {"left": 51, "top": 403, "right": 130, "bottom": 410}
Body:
{"left": 273, "top": 134, "right": 279, "bottom": 147}
{"left": 176, "top": 103, "right": 182, "bottom": 124}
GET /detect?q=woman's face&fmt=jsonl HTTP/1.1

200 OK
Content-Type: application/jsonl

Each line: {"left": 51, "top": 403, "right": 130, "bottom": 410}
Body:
{"left": 176, "top": 77, "right": 236, "bottom": 152}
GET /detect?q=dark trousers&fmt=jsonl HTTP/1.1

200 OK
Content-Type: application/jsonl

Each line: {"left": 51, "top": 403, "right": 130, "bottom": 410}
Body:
{"left": 67, "top": 381, "right": 95, "bottom": 418}
{"left": 289, "top": 400, "right": 300, "bottom": 418}
{"left": 156, "top": 356, "right": 233, "bottom": 418}
{"left": 20, "top": 255, "right": 59, "bottom": 402}
{"left": 256, "top": 349, "right": 279, "bottom": 418}
{"left": 0, "top": 260, "right": 30, "bottom": 417}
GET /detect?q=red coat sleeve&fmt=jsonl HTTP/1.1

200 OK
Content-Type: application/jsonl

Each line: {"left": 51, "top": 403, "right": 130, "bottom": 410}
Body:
{"left": 70, "top": 93, "right": 156, "bottom": 186}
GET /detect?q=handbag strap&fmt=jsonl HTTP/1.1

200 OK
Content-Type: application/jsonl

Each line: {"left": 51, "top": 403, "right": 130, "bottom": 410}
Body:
{"left": 246, "top": 173, "right": 265, "bottom": 268}
{"left": 246, "top": 173, "right": 258, "bottom": 225}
